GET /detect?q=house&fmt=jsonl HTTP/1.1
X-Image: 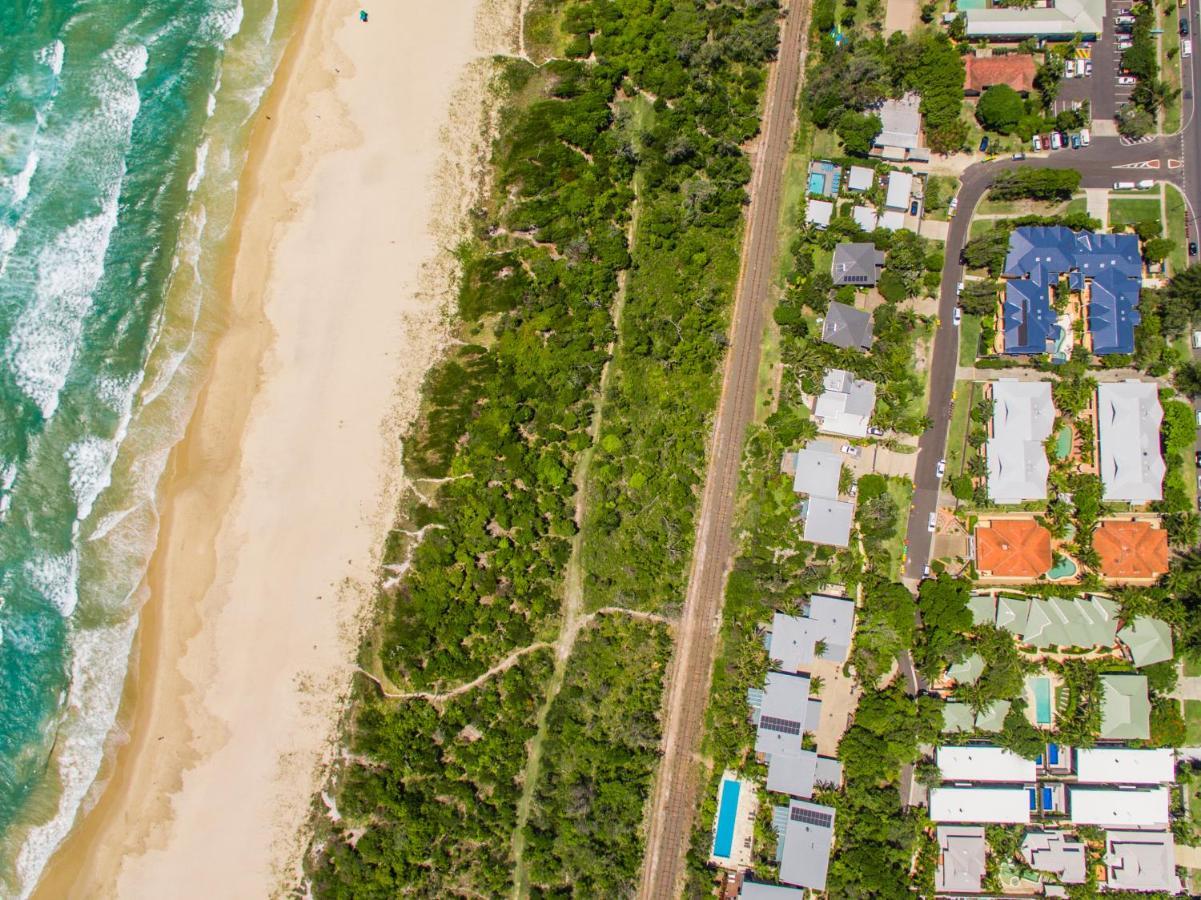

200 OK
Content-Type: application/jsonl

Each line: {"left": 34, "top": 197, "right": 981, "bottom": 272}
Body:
{"left": 968, "top": 592, "right": 996, "bottom": 625}
{"left": 1117, "top": 616, "right": 1174, "bottom": 668}
{"left": 847, "top": 165, "right": 875, "bottom": 192}
{"left": 766, "top": 748, "right": 844, "bottom": 799}
{"left": 1002, "top": 227, "right": 1142, "bottom": 355}
{"left": 1021, "top": 595, "right": 1119, "bottom": 649}
{"left": 775, "top": 799, "right": 836, "bottom": 891}
{"left": 872, "top": 93, "right": 923, "bottom": 159}
{"left": 1099, "top": 673, "right": 1151, "bottom": 741}
{"left": 806, "top": 198, "right": 834, "bottom": 229}
{"left": 791, "top": 441, "right": 843, "bottom": 498}
{"left": 738, "top": 883, "right": 808, "bottom": 900}
{"left": 884, "top": 171, "right": 914, "bottom": 211}
{"left": 831, "top": 242, "right": 886, "bottom": 287}
{"left": 986, "top": 381, "right": 1054, "bottom": 504}
{"left": 878, "top": 209, "right": 905, "bottom": 232}
{"left": 974, "top": 518, "right": 1053, "bottom": 579}
{"left": 946, "top": 652, "right": 984, "bottom": 685}
{"left": 962, "top": 0, "right": 1104, "bottom": 39}
{"left": 802, "top": 496, "right": 855, "bottom": 548}
{"left": 766, "top": 596, "right": 856, "bottom": 669}
{"left": 964, "top": 54, "right": 1038, "bottom": 96}
{"left": 942, "top": 702, "right": 976, "bottom": 733}
{"left": 814, "top": 369, "right": 877, "bottom": 438}
{"left": 1021, "top": 831, "right": 1087, "bottom": 884}
{"left": 936, "top": 746, "right": 1038, "bottom": 783}
{"left": 851, "top": 205, "right": 878, "bottom": 231}
{"left": 1096, "top": 381, "right": 1165, "bottom": 503}
{"left": 974, "top": 699, "right": 1011, "bottom": 732}
{"left": 936, "top": 826, "right": 986, "bottom": 894}
{"left": 821, "top": 301, "right": 874, "bottom": 349}
{"left": 1068, "top": 786, "right": 1169, "bottom": 827}
{"left": 751, "top": 672, "right": 821, "bottom": 760}
{"left": 1094, "top": 519, "right": 1169, "bottom": 581}
{"left": 1106, "top": 831, "right": 1181, "bottom": 893}
{"left": 1074, "top": 748, "right": 1175, "bottom": 785}
{"left": 996, "top": 593, "right": 1031, "bottom": 633}
{"left": 929, "top": 786, "right": 1031, "bottom": 824}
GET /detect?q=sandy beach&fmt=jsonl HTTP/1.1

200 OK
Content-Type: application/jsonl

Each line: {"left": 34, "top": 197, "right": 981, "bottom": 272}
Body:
{"left": 31, "top": 0, "right": 498, "bottom": 894}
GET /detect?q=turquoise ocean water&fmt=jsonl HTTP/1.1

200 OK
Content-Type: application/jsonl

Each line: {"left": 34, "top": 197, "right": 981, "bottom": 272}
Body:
{"left": 0, "top": 1, "right": 297, "bottom": 892}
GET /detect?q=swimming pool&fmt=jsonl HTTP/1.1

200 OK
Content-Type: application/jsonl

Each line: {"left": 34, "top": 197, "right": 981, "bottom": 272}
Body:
{"left": 1048, "top": 556, "right": 1077, "bottom": 580}
{"left": 807, "top": 172, "right": 826, "bottom": 195}
{"left": 712, "top": 778, "right": 741, "bottom": 859}
{"left": 1055, "top": 425, "right": 1072, "bottom": 460}
{"left": 1031, "top": 676, "right": 1053, "bottom": 725}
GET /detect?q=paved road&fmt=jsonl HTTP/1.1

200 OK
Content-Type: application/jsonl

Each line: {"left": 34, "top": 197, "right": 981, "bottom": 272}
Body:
{"left": 636, "top": 2, "right": 810, "bottom": 897}
{"left": 902, "top": 134, "right": 1186, "bottom": 580}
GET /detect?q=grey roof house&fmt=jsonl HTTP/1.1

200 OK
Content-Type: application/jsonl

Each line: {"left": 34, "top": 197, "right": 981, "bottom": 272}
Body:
{"left": 963, "top": 0, "right": 1104, "bottom": 39}
{"left": 986, "top": 380, "right": 1054, "bottom": 504}
{"left": 1106, "top": 831, "right": 1181, "bottom": 893}
{"left": 821, "top": 302, "right": 874, "bottom": 350}
{"left": 937, "top": 826, "right": 986, "bottom": 894}
{"left": 872, "top": 93, "right": 923, "bottom": 156}
{"left": 775, "top": 799, "right": 836, "bottom": 891}
{"left": 831, "top": 243, "right": 886, "bottom": 287}
{"left": 1096, "top": 381, "right": 1165, "bottom": 503}
{"left": 738, "top": 883, "right": 808, "bottom": 900}
{"left": 814, "top": 369, "right": 877, "bottom": 438}
{"left": 1022, "top": 831, "right": 1087, "bottom": 884}
{"left": 751, "top": 672, "right": 821, "bottom": 759}
{"left": 790, "top": 441, "right": 843, "bottom": 498}
{"left": 802, "top": 496, "right": 855, "bottom": 548}
{"left": 766, "top": 595, "right": 856, "bottom": 669}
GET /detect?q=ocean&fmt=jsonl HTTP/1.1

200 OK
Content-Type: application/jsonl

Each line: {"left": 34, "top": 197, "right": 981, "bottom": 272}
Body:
{"left": 0, "top": 0, "right": 298, "bottom": 893}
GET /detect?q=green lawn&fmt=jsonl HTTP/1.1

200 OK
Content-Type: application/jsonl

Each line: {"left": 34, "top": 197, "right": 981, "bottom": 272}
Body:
{"left": 775, "top": 151, "right": 812, "bottom": 283}
{"left": 970, "top": 218, "right": 996, "bottom": 240}
{"left": 924, "top": 175, "right": 960, "bottom": 222}
{"left": 959, "top": 314, "right": 983, "bottom": 367}
{"left": 1162, "top": 5, "right": 1182, "bottom": 134}
{"left": 1064, "top": 197, "right": 1087, "bottom": 217}
{"left": 945, "top": 380, "right": 976, "bottom": 480}
{"left": 1186, "top": 699, "right": 1201, "bottom": 745}
{"left": 1107, "top": 197, "right": 1163, "bottom": 227}
{"left": 1186, "top": 654, "right": 1201, "bottom": 677}
{"left": 886, "top": 477, "right": 915, "bottom": 581}
{"left": 1167, "top": 183, "right": 1189, "bottom": 275}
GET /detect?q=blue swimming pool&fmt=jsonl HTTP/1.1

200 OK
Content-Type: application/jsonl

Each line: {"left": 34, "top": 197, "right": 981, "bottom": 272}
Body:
{"left": 1031, "top": 677, "right": 1052, "bottom": 725}
{"left": 1048, "top": 743, "right": 1060, "bottom": 765}
{"left": 807, "top": 172, "right": 826, "bottom": 195}
{"left": 713, "top": 778, "right": 741, "bottom": 859}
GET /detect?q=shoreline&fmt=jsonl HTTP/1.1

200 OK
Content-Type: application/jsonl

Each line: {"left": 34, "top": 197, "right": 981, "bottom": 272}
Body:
{"left": 32, "top": 0, "right": 491, "bottom": 894}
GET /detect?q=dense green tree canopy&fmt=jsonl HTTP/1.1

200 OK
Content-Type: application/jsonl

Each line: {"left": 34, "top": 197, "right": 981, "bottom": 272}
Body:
{"left": 975, "top": 84, "right": 1025, "bottom": 133}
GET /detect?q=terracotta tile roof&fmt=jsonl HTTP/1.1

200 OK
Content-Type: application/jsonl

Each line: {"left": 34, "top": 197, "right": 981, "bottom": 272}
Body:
{"left": 1094, "top": 520, "right": 1170, "bottom": 580}
{"left": 964, "top": 55, "right": 1037, "bottom": 94}
{"left": 976, "top": 519, "right": 1053, "bottom": 578}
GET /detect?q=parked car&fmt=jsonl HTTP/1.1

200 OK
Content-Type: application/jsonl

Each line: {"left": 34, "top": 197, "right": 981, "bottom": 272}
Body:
{"left": 1012, "top": 151, "right": 1026, "bottom": 160}
{"left": 923, "top": 564, "right": 931, "bottom": 578}
{"left": 841, "top": 444, "right": 860, "bottom": 458}
{"left": 1190, "top": 240, "right": 1199, "bottom": 256}
{"left": 1071, "top": 133, "right": 1081, "bottom": 149}
{"left": 867, "top": 426, "right": 886, "bottom": 436}
{"left": 956, "top": 281, "right": 964, "bottom": 294}
{"left": 910, "top": 199, "right": 920, "bottom": 216}
{"left": 1117, "top": 39, "right": 1133, "bottom": 50}
{"left": 952, "top": 306, "right": 962, "bottom": 326}
{"left": 979, "top": 135, "right": 990, "bottom": 152}
{"left": 1084, "top": 60, "right": 1093, "bottom": 75}
{"left": 1184, "top": 38, "right": 1193, "bottom": 58}
{"left": 1195, "top": 450, "right": 1201, "bottom": 468}
{"left": 1118, "top": 75, "right": 1137, "bottom": 85}
{"left": 1032, "top": 134, "right": 1043, "bottom": 151}
{"left": 927, "top": 512, "right": 937, "bottom": 533}
{"left": 1050, "top": 131, "right": 1062, "bottom": 149}
{"left": 1080, "top": 128, "right": 1090, "bottom": 146}
{"left": 1196, "top": 407, "right": 1201, "bottom": 427}
{"left": 949, "top": 195, "right": 958, "bottom": 212}
{"left": 1181, "top": 15, "right": 1189, "bottom": 35}
{"left": 1192, "top": 329, "right": 1201, "bottom": 349}
{"left": 936, "top": 459, "right": 947, "bottom": 479}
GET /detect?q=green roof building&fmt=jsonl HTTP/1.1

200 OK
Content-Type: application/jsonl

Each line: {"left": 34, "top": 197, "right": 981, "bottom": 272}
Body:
{"left": 1118, "top": 617, "right": 1174, "bottom": 668}
{"left": 975, "top": 700, "right": 1012, "bottom": 732}
{"left": 943, "top": 703, "right": 976, "bottom": 733}
{"left": 996, "top": 595, "right": 1031, "bottom": 635}
{"left": 947, "top": 653, "right": 985, "bottom": 686}
{"left": 1100, "top": 674, "right": 1151, "bottom": 741}
{"left": 1022, "top": 596, "right": 1120, "bottom": 650}
{"left": 968, "top": 594, "right": 996, "bottom": 627}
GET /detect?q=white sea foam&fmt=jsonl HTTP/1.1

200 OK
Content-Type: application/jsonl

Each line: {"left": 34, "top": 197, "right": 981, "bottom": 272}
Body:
{"left": 6, "top": 187, "right": 120, "bottom": 419}
{"left": 103, "top": 42, "right": 148, "bottom": 82}
{"left": 24, "top": 551, "right": 80, "bottom": 618}
{"left": 66, "top": 437, "right": 120, "bottom": 523}
{"left": 204, "top": 1, "right": 246, "bottom": 42}
{"left": 13, "top": 617, "right": 137, "bottom": 899}
{"left": 35, "top": 40, "right": 65, "bottom": 77}
{"left": 187, "top": 139, "right": 209, "bottom": 192}
{"left": 1, "top": 150, "right": 40, "bottom": 206}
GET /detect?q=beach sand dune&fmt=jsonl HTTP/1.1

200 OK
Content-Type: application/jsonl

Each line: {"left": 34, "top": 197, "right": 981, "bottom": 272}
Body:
{"left": 32, "top": 0, "right": 505, "bottom": 895}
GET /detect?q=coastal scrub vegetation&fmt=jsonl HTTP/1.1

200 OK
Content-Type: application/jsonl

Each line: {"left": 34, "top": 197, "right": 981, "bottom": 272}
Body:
{"left": 313, "top": 0, "right": 785, "bottom": 894}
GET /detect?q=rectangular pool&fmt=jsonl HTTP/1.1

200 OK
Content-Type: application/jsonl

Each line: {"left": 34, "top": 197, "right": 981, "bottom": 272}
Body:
{"left": 807, "top": 172, "right": 826, "bottom": 195}
{"left": 712, "top": 778, "right": 741, "bottom": 859}
{"left": 1031, "top": 677, "right": 1052, "bottom": 725}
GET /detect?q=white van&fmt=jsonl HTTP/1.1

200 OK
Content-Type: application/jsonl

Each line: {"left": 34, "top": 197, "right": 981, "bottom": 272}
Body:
{"left": 1080, "top": 128, "right": 1091, "bottom": 146}
{"left": 1193, "top": 330, "right": 1201, "bottom": 349}
{"left": 1137, "top": 179, "right": 1155, "bottom": 189}
{"left": 1114, "top": 181, "right": 1136, "bottom": 190}
{"left": 1185, "top": 39, "right": 1194, "bottom": 58}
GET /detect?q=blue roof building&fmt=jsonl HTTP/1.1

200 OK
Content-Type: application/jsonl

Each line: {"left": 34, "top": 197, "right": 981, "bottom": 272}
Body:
{"left": 1002, "top": 227, "right": 1142, "bottom": 356}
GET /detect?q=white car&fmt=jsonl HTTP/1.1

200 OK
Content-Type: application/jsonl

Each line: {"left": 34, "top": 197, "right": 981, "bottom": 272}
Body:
{"left": 936, "top": 459, "right": 946, "bottom": 479}
{"left": 1050, "top": 132, "right": 1062, "bottom": 149}
{"left": 952, "top": 306, "right": 962, "bottom": 326}
{"left": 1032, "top": 134, "right": 1043, "bottom": 151}
{"left": 1084, "top": 60, "right": 1093, "bottom": 75}
{"left": 1118, "top": 76, "right": 1136, "bottom": 86}
{"left": 1080, "top": 128, "right": 1091, "bottom": 146}
{"left": 841, "top": 444, "right": 861, "bottom": 458}
{"left": 927, "top": 512, "right": 937, "bottom": 533}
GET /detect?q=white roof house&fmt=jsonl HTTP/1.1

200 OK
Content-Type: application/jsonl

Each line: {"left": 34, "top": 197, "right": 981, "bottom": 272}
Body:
{"left": 1068, "top": 787, "right": 1170, "bottom": 828}
{"left": 767, "top": 596, "right": 856, "bottom": 670}
{"left": 739, "top": 884, "right": 808, "bottom": 900}
{"left": 929, "top": 787, "right": 1031, "bottom": 824}
{"left": 986, "top": 380, "right": 1054, "bottom": 504}
{"left": 874, "top": 94, "right": 922, "bottom": 152}
{"left": 937, "top": 826, "right": 986, "bottom": 894}
{"left": 806, "top": 198, "right": 834, "bottom": 229}
{"left": 814, "top": 369, "right": 877, "bottom": 438}
{"left": 878, "top": 209, "right": 905, "bottom": 232}
{"left": 753, "top": 672, "right": 816, "bottom": 760}
{"left": 851, "top": 205, "right": 878, "bottom": 231}
{"left": 847, "top": 165, "right": 875, "bottom": 192}
{"left": 884, "top": 171, "right": 914, "bottom": 211}
{"left": 1106, "top": 830, "right": 1181, "bottom": 893}
{"left": 1074, "top": 748, "right": 1175, "bottom": 785}
{"left": 802, "top": 497, "right": 854, "bottom": 548}
{"left": 1096, "top": 381, "right": 1165, "bottom": 503}
{"left": 791, "top": 441, "right": 843, "bottom": 498}
{"left": 936, "top": 746, "right": 1038, "bottom": 784}
{"left": 1022, "top": 831, "right": 1087, "bottom": 884}
{"left": 964, "top": 0, "right": 1104, "bottom": 38}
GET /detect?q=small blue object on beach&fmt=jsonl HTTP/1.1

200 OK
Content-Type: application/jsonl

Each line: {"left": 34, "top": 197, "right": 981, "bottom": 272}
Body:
{"left": 359, "top": 9, "right": 368, "bottom": 21}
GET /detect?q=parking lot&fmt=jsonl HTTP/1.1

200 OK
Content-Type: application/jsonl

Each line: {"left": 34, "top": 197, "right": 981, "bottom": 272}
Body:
{"left": 1050, "top": 0, "right": 1129, "bottom": 121}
